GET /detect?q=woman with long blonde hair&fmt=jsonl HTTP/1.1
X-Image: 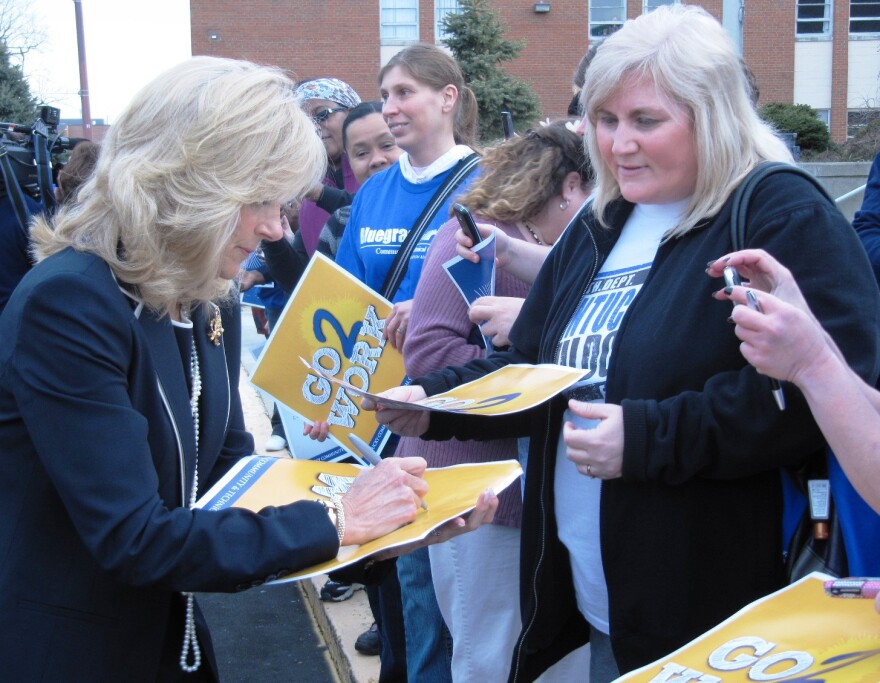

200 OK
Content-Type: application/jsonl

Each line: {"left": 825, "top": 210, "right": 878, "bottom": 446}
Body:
{"left": 0, "top": 56, "right": 496, "bottom": 681}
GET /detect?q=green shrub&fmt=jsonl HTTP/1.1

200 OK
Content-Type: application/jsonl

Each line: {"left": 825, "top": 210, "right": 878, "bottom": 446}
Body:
{"left": 441, "top": 0, "right": 542, "bottom": 142}
{"left": 759, "top": 102, "right": 831, "bottom": 153}
{"left": 799, "top": 117, "right": 880, "bottom": 162}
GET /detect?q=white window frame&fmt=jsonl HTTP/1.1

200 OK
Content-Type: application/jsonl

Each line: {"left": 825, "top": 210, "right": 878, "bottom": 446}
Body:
{"left": 643, "top": 0, "right": 679, "bottom": 13}
{"left": 381, "top": 0, "right": 419, "bottom": 46}
{"left": 851, "top": 0, "right": 880, "bottom": 33}
{"left": 590, "top": 0, "right": 626, "bottom": 42}
{"left": 796, "top": 0, "right": 832, "bottom": 36}
{"left": 435, "top": 0, "right": 462, "bottom": 43}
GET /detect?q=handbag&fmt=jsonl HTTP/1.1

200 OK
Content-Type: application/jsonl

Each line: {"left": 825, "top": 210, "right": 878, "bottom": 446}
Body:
{"left": 379, "top": 153, "right": 480, "bottom": 300}
{"left": 728, "top": 161, "right": 848, "bottom": 582}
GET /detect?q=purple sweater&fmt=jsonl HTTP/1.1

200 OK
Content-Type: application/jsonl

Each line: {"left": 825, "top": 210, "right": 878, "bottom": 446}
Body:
{"left": 396, "top": 217, "right": 531, "bottom": 528}
{"left": 298, "top": 154, "right": 360, "bottom": 257}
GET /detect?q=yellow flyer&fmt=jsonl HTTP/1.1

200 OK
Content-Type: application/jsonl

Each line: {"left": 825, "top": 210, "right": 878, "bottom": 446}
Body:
{"left": 311, "top": 362, "right": 587, "bottom": 416}
{"left": 194, "top": 456, "right": 523, "bottom": 582}
{"left": 250, "top": 253, "right": 407, "bottom": 459}
{"left": 616, "top": 573, "right": 880, "bottom": 682}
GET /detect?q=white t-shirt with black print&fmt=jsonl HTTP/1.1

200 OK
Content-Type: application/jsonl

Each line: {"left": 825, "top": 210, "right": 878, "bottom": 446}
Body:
{"left": 553, "top": 199, "right": 688, "bottom": 634}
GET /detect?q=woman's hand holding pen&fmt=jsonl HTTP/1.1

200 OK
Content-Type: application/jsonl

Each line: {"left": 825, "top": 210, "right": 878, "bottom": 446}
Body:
{"left": 341, "top": 457, "right": 429, "bottom": 545}
{"left": 720, "top": 285, "right": 841, "bottom": 390}
{"left": 709, "top": 248, "right": 846, "bottom": 387}
{"left": 707, "top": 248, "right": 813, "bottom": 319}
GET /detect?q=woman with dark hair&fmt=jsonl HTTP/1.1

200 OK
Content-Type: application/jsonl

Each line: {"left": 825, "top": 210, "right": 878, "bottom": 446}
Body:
{"left": 55, "top": 140, "right": 100, "bottom": 205}
{"left": 568, "top": 46, "right": 597, "bottom": 117}
{"left": 294, "top": 77, "right": 363, "bottom": 257}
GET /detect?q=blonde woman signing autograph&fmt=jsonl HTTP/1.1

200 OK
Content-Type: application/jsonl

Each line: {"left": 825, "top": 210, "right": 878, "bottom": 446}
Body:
{"left": 0, "top": 57, "right": 495, "bottom": 682}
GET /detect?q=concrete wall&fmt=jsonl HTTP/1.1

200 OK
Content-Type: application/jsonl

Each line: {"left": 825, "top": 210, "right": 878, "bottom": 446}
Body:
{"left": 801, "top": 161, "right": 871, "bottom": 221}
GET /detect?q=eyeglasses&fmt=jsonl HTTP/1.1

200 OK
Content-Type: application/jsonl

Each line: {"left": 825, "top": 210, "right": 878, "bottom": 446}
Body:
{"left": 311, "top": 107, "right": 347, "bottom": 125}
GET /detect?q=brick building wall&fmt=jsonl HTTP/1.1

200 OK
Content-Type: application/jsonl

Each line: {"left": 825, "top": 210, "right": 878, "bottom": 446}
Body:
{"left": 491, "top": 3, "right": 589, "bottom": 118}
{"left": 743, "top": 1, "right": 795, "bottom": 107}
{"left": 831, "top": 0, "right": 851, "bottom": 141}
{"left": 191, "top": 0, "right": 590, "bottom": 120}
{"left": 190, "top": 1, "right": 859, "bottom": 142}
{"left": 191, "top": 0, "right": 383, "bottom": 105}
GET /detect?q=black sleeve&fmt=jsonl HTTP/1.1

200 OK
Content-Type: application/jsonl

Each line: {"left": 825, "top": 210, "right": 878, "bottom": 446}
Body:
{"left": 262, "top": 233, "right": 310, "bottom": 294}
{"left": 316, "top": 186, "right": 354, "bottom": 214}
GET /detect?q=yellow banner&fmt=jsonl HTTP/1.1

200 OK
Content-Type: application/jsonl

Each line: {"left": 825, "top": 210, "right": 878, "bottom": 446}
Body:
{"left": 617, "top": 573, "right": 880, "bottom": 682}
{"left": 250, "top": 254, "right": 407, "bottom": 456}
{"left": 195, "top": 456, "right": 523, "bottom": 582}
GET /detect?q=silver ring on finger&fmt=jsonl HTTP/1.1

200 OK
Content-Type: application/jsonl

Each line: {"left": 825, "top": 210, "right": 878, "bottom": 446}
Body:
{"left": 586, "top": 463, "right": 596, "bottom": 479}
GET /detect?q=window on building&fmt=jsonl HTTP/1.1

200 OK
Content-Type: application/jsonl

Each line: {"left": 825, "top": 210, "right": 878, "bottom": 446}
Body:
{"left": 796, "top": 0, "right": 832, "bottom": 36}
{"left": 436, "top": 0, "right": 462, "bottom": 42}
{"left": 848, "top": 109, "right": 880, "bottom": 137}
{"left": 814, "top": 109, "right": 831, "bottom": 128}
{"left": 851, "top": 0, "right": 880, "bottom": 33}
{"left": 590, "top": 0, "right": 626, "bottom": 42}
{"left": 644, "top": 0, "right": 679, "bottom": 13}
{"left": 381, "top": 0, "right": 418, "bottom": 45}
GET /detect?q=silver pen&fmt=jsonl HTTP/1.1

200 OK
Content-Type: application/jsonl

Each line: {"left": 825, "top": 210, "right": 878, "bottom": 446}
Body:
{"left": 745, "top": 289, "right": 786, "bottom": 411}
{"left": 348, "top": 433, "right": 429, "bottom": 511}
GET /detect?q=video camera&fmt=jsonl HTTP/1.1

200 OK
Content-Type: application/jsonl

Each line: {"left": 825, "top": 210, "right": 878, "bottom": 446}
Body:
{"left": 0, "top": 105, "right": 81, "bottom": 203}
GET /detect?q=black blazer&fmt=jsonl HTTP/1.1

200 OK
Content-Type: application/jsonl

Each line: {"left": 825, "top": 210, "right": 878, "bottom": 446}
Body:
{"left": 0, "top": 248, "right": 338, "bottom": 681}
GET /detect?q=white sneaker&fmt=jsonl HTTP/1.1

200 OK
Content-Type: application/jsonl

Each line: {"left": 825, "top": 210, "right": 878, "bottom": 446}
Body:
{"left": 264, "top": 434, "right": 287, "bottom": 452}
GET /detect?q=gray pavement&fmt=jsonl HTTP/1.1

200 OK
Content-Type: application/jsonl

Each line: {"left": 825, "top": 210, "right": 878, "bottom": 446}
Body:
{"left": 191, "top": 309, "right": 379, "bottom": 683}
{"left": 197, "top": 582, "right": 338, "bottom": 682}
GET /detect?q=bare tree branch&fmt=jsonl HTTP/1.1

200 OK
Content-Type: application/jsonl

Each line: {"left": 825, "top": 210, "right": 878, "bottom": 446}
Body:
{"left": 0, "top": 0, "right": 47, "bottom": 64}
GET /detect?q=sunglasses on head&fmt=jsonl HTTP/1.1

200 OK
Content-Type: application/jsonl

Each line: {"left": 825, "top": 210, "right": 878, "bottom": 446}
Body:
{"left": 311, "top": 107, "right": 347, "bottom": 125}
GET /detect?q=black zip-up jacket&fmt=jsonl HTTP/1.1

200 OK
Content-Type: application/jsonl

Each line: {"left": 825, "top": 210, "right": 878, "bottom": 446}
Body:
{"left": 417, "top": 172, "right": 880, "bottom": 680}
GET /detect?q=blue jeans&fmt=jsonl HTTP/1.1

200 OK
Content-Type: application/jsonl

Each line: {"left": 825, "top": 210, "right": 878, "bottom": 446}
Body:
{"left": 368, "top": 571, "right": 407, "bottom": 683}
{"left": 590, "top": 625, "right": 620, "bottom": 683}
{"left": 397, "top": 547, "right": 452, "bottom": 683}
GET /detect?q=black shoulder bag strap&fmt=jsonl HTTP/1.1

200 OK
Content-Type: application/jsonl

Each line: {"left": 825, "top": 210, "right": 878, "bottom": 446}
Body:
{"left": 729, "top": 162, "right": 846, "bottom": 580}
{"left": 729, "top": 161, "right": 834, "bottom": 250}
{"left": 380, "top": 153, "right": 480, "bottom": 300}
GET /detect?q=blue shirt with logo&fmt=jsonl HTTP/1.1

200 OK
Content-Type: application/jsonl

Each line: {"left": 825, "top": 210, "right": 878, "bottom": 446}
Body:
{"left": 335, "top": 163, "right": 476, "bottom": 301}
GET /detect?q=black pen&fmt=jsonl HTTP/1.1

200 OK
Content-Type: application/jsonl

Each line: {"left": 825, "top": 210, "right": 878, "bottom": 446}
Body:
{"left": 745, "top": 289, "right": 786, "bottom": 411}
{"left": 349, "top": 433, "right": 429, "bottom": 511}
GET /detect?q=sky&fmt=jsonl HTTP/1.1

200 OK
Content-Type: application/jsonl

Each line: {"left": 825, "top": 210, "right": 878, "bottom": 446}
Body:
{"left": 23, "top": 0, "right": 192, "bottom": 126}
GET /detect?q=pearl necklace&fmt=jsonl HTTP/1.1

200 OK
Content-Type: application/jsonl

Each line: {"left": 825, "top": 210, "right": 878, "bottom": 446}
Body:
{"left": 180, "top": 335, "right": 202, "bottom": 673}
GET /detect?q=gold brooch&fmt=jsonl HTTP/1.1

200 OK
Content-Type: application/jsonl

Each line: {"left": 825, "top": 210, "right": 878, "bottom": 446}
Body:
{"left": 208, "top": 307, "right": 224, "bottom": 346}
